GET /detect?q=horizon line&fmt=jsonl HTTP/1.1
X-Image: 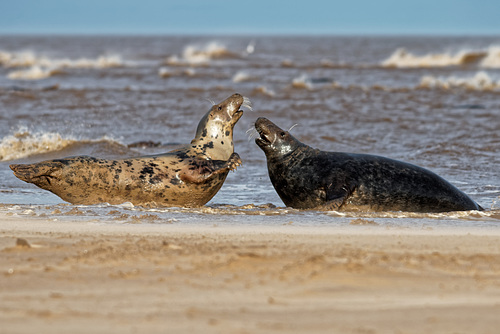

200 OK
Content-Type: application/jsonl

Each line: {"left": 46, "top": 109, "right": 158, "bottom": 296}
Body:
{"left": 1, "top": 30, "right": 500, "bottom": 38}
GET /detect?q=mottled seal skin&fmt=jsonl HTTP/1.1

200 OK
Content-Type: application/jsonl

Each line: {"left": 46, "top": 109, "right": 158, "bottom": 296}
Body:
{"left": 10, "top": 93, "right": 251, "bottom": 207}
{"left": 255, "top": 117, "right": 482, "bottom": 213}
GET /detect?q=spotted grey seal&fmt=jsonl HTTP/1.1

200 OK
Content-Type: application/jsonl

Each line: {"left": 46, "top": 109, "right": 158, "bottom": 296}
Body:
{"left": 10, "top": 93, "right": 251, "bottom": 207}
{"left": 255, "top": 117, "right": 482, "bottom": 213}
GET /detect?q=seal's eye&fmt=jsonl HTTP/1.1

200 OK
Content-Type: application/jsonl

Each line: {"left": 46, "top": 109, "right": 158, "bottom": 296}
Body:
{"left": 218, "top": 106, "right": 222, "bottom": 111}
{"left": 280, "top": 132, "right": 286, "bottom": 137}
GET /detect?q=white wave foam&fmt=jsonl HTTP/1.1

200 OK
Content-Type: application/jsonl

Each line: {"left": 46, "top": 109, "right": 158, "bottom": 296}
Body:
{"left": 0, "top": 128, "right": 76, "bottom": 161}
{"left": 252, "top": 86, "right": 276, "bottom": 97}
{"left": 158, "top": 67, "right": 196, "bottom": 78}
{"left": 382, "top": 47, "right": 485, "bottom": 68}
{"left": 0, "top": 50, "right": 38, "bottom": 68}
{"left": 166, "top": 41, "right": 237, "bottom": 66}
{"left": 0, "top": 127, "right": 129, "bottom": 161}
{"left": 291, "top": 74, "right": 312, "bottom": 89}
{"left": 1, "top": 50, "right": 125, "bottom": 80}
{"left": 418, "top": 71, "right": 500, "bottom": 90}
{"left": 158, "top": 67, "right": 173, "bottom": 78}
{"left": 320, "top": 59, "right": 336, "bottom": 67}
{"left": 382, "top": 45, "right": 500, "bottom": 68}
{"left": 480, "top": 46, "right": 500, "bottom": 68}
{"left": 7, "top": 65, "right": 58, "bottom": 80}
{"left": 232, "top": 71, "right": 252, "bottom": 83}
{"left": 0, "top": 50, "right": 124, "bottom": 69}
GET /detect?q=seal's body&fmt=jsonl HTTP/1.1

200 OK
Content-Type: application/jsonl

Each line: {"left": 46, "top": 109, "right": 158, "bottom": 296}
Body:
{"left": 10, "top": 93, "right": 250, "bottom": 207}
{"left": 255, "top": 117, "right": 482, "bottom": 213}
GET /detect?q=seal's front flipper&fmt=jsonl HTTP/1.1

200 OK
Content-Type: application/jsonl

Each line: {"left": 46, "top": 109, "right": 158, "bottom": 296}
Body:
{"left": 317, "top": 182, "right": 354, "bottom": 211}
{"left": 226, "top": 152, "right": 242, "bottom": 171}
{"left": 180, "top": 152, "right": 242, "bottom": 184}
{"left": 317, "top": 197, "right": 345, "bottom": 211}
{"left": 10, "top": 161, "right": 66, "bottom": 188}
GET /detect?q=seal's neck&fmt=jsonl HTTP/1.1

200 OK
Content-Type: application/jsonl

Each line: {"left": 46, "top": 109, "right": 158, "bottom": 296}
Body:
{"left": 190, "top": 128, "right": 234, "bottom": 160}
{"left": 268, "top": 143, "right": 310, "bottom": 164}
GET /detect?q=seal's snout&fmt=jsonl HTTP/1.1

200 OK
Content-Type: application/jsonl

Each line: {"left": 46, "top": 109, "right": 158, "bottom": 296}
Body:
{"left": 254, "top": 118, "right": 305, "bottom": 157}
{"left": 256, "top": 132, "right": 271, "bottom": 146}
{"left": 227, "top": 93, "right": 243, "bottom": 104}
{"left": 228, "top": 93, "right": 252, "bottom": 114}
{"left": 255, "top": 117, "right": 275, "bottom": 148}
{"left": 255, "top": 117, "right": 280, "bottom": 134}
{"left": 214, "top": 93, "right": 249, "bottom": 120}
{"left": 10, "top": 164, "right": 37, "bottom": 182}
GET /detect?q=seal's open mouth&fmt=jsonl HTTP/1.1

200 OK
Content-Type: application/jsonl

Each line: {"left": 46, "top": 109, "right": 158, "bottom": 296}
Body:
{"left": 255, "top": 118, "right": 273, "bottom": 147}
{"left": 226, "top": 95, "right": 251, "bottom": 123}
{"left": 233, "top": 96, "right": 251, "bottom": 117}
{"left": 255, "top": 132, "right": 271, "bottom": 147}
{"left": 254, "top": 117, "right": 303, "bottom": 156}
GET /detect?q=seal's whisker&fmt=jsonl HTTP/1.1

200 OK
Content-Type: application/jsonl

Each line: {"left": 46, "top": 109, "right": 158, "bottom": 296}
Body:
{"left": 242, "top": 96, "right": 253, "bottom": 111}
{"left": 288, "top": 124, "right": 299, "bottom": 132}
{"left": 246, "top": 127, "right": 259, "bottom": 141}
{"left": 206, "top": 98, "right": 216, "bottom": 106}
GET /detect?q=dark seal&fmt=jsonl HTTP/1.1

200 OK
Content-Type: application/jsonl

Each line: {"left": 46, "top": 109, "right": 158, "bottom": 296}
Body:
{"left": 10, "top": 93, "right": 251, "bottom": 207}
{"left": 255, "top": 117, "right": 482, "bottom": 213}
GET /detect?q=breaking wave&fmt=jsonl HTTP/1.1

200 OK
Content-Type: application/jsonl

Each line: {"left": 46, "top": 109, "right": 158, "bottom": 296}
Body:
{"left": 252, "top": 85, "right": 276, "bottom": 97}
{"left": 0, "top": 128, "right": 127, "bottom": 161}
{"left": 285, "top": 71, "right": 500, "bottom": 92}
{"left": 232, "top": 71, "right": 254, "bottom": 83}
{"left": 479, "top": 46, "right": 500, "bottom": 68}
{"left": 165, "top": 41, "right": 240, "bottom": 66}
{"left": 0, "top": 50, "right": 125, "bottom": 80}
{"left": 291, "top": 74, "right": 313, "bottom": 89}
{"left": 418, "top": 71, "right": 500, "bottom": 91}
{"left": 7, "top": 66, "right": 62, "bottom": 80}
{"left": 158, "top": 67, "right": 196, "bottom": 78}
{"left": 382, "top": 45, "right": 500, "bottom": 68}
{"left": 0, "top": 128, "right": 76, "bottom": 161}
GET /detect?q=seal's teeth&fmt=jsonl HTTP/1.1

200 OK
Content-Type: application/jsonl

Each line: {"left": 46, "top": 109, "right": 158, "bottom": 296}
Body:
{"left": 242, "top": 96, "right": 253, "bottom": 111}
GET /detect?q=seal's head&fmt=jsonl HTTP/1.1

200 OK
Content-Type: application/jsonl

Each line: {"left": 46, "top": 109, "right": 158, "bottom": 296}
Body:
{"left": 192, "top": 93, "right": 251, "bottom": 159}
{"left": 194, "top": 93, "right": 250, "bottom": 140}
{"left": 255, "top": 117, "right": 304, "bottom": 158}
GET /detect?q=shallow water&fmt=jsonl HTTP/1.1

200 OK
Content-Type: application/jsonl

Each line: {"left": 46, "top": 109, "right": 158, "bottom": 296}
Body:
{"left": 1, "top": 35, "right": 499, "bottom": 226}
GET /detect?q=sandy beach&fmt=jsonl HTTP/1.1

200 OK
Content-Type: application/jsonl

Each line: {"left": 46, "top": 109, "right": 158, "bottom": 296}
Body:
{"left": 1, "top": 213, "right": 499, "bottom": 334}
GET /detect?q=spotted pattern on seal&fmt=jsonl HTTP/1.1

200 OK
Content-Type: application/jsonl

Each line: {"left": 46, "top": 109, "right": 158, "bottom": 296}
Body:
{"left": 10, "top": 93, "right": 249, "bottom": 207}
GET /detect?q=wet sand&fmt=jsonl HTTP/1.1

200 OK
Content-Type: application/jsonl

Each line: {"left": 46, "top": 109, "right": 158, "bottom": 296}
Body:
{"left": 1, "top": 213, "right": 500, "bottom": 334}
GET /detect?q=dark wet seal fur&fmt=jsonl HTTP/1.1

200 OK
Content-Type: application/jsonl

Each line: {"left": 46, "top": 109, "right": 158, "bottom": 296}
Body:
{"left": 255, "top": 117, "right": 483, "bottom": 213}
{"left": 10, "top": 93, "right": 250, "bottom": 207}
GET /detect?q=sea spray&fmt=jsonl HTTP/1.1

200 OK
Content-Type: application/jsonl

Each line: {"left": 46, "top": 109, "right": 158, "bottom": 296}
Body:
{"left": 1, "top": 50, "right": 125, "bottom": 80}
{"left": 0, "top": 128, "right": 76, "bottom": 161}
{"left": 418, "top": 71, "right": 500, "bottom": 91}
{"left": 381, "top": 47, "right": 495, "bottom": 68}
{"left": 165, "top": 41, "right": 239, "bottom": 66}
{"left": 0, "top": 128, "right": 129, "bottom": 161}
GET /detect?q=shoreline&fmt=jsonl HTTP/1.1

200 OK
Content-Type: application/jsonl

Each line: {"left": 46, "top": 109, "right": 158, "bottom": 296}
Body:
{"left": 2, "top": 210, "right": 500, "bottom": 236}
{"left": 2, "top": 213, "right": 500, "bottom": 333}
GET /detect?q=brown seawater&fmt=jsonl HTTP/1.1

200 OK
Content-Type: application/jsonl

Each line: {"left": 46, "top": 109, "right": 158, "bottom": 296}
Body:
{"left": 0, "top": 35, "right": 499, "bottom": 227}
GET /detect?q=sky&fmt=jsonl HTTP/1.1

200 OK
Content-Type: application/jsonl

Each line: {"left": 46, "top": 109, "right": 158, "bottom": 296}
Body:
{"left": 1, "top": 0, "right": 499, "bottom": 36}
